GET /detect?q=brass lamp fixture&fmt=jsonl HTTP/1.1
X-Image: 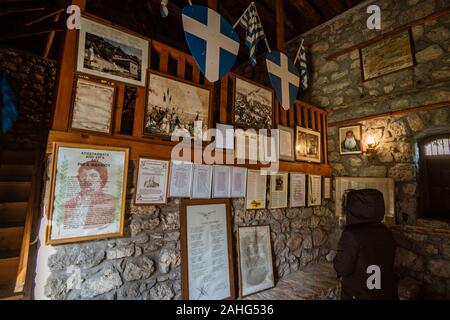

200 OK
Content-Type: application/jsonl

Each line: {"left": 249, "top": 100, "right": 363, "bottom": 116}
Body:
{"left": 365, "top": 134, "right": 377, "bottom": 154}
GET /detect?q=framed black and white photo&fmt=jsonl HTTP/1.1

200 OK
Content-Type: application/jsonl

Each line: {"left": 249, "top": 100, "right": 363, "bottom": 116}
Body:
{"left": 295, "top": 126, "right": 322, "bottom": 163}
{"left": 77, "top": 17, "right": 149, "bottom": 87}
{"left": 70, "top": 77, "right": 116, "bottom": 135}
{"left": 233, "top": 75, "right": 274, "bottom": 130}
{"left": 144, "top": 71, "right": 212, "bottom": 140}
{"left": 237, "top": 225, "right": 275, "bottom": 298}
{"left": 269, "top": 173, "right": 288, "bottom": 209}
{"left": 134, "top": 158, "right": 169, "bottom": 205}
{"left": 278, "top": 125, "right": 295, "bottom": 162}
{"left": 339, "top": 125, "right": 363, "bottom": 155}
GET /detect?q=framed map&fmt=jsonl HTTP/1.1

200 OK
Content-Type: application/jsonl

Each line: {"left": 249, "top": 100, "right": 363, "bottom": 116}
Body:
{"left": 360, "top": 30, "right": 415, "bottom": 81}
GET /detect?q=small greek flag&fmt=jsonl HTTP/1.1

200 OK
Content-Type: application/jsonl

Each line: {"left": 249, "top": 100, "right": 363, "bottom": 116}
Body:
{"left": 295, "top": 40, "right": 309, "bottom": 90}
{"left": 237, "top": 2, "right": 267, "bottom": 66}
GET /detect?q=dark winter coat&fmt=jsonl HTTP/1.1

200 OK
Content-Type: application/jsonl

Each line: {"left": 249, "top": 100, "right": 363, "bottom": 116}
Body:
{"left": 333, "top": 189, "right": 398, "bottom": 300}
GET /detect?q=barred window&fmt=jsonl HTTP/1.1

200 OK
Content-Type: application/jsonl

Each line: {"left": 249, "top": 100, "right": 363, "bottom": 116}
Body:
{"left": 423, "top": 138, "right": 450, "bottom": 157}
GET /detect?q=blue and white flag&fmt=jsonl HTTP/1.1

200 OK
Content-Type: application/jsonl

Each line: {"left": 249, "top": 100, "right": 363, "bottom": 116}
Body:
{"left": 237, "top": 2, "right": 266, "bottom": 66}
{"left": 266, "top": 51, "right": 300, "bottom": 111}
{"left": 295, "top": 40, "right": 309, "bottom": 90}
{"left": 160, "top": 0, "right": 169, "bottom": 18}
{"left": 182, "top": 5, "right": 240, "bottom": 83}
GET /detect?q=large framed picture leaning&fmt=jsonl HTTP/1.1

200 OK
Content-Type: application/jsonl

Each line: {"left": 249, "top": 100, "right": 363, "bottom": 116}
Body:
{"left": 76, "top": 16, "right": 149, "bottom": 87}
{"left": 46, "top": 142, "right": 129, "bottom": 245}
{"left": 180, "top": 199, "right": 235, "bottom": 300}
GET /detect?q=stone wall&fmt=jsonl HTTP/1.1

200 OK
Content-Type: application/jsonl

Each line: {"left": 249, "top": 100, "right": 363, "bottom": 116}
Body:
{"left": 0, "top": 47, "right": 57, "bottom": 148}
{"left": 40, "top": 160, "right": 334, "bottom": 300}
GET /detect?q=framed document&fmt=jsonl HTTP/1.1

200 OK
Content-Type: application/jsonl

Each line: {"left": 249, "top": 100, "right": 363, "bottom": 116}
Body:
{"left": 237, "top": 225, "right": 275, "bottom": 298}
{"left": 70, "top": 77, "right": 116, "bottom": 135}
{"left": 191, "top": 164, "right": 213, "bottom": 199}
{"left": 135, "top": 158, "right": 169, "bottom": 205}
{"left": 231, "top": 167, "right": 248, "bottom": 198}
{"left": 339, "top": 125, "right": 363, "bottom": 155}
{"left": 213, "top": 165, "right": 231, "bottom": 198}
{"left": 360, "top": 30, "right": 415, "bottom": 81}
{"left": 290, "top": 173, "right": 306, "bottom": 208}
{"left": 181, "top": 199, "right": 235, "bottom": 300}
{"left": 144, "top": 71, "right": 212, "bottom": 141}
{"left": 169, "top": 161, "right": 193, "bottom": 198}
{"left": 269, "top": 173, "right": 288, "bottom": 209}
{"left": 246, "top": 170, "right": 267, "bottom": 210}
{"left": 260, "top": 132, "right": 278, "bottom": 163}
{"left": 308, "top": 175, "right": 322, "bottom": 207}
{"left": 233, "top": 75, "right": 274, "bottom": 130}
{"left": 323, "top": 177, "right": 332, "bottom": 200}
{"left": 235, "top": 130, "right": 259, "bottom": 162}
{"left": 215, "top": 123, "right": 235, "bottom": 151}
{"left": 295, "top": 126, "right": 322, "bottom": 163}
{"left": 46, "top": 142, "right": 129, "bottom": 245}
{"left": 76, "top": 17, "right": 149, "bottom": 87}
{"left": 335, "top": 177, "right": 395, "bottom": 221}
{"left": 278, "top": 126, "right": 295, "bottom": 162}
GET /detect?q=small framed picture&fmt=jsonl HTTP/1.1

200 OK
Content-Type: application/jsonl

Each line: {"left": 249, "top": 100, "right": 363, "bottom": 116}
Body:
{"left": 295, "top": 126, "right": 322, "bottom": 163}
{"left": 70, "top": 77, "right": 116, "bottom": 135}
{"left": 308, "top": 175, "right": 322, "bottom": 207}
{"left": 290, "top": 173, "right": 306, "bottom": 208}
{"left": 278, "top": 125, "right": 295, "bottom": 162}
{"left": 339, "top": 125, "right": 363, "bottom": 155}
{"left": 134, "top": 158, "right": 170, "bottom": 205}
{"left": 323, "top": 177, "right": 332, "bottom": 200}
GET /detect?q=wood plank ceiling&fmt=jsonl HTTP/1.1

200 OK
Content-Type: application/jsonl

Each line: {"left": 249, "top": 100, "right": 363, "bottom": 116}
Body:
{"left": 0, "top": 0, "right": 365, "bottom": 60}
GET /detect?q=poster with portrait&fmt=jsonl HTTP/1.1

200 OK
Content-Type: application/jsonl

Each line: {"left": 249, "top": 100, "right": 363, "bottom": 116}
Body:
{"left": 181, "top": 199, "right": 235, "bottom": 300}
{"left": 77, "top": 17, "right": 149, "bottom": 87}
{"left": 135, "top": 158, "right": 169, "bottom": 205}
{"left": 339, "top": 125, "right": 362, "bottom": 155}
{"left": 295, "top": 126, "right": 321, "bottom": 163}
{"left": 47, "top": 143, "right": 129, "bottom": 245}
{"left": 144, "top": 72, "right": 211, "bottom": 140}
{"left": 269, "top": 173, "right": 288, "bottom": 209}
{"left": 237, "top": 226, "right": 275, "bottom": 297}
{"left": 308, "top": 175, "right": 322, "bottom": 207}
{"left": 290, "top": 173, "right": 306, "bottom": 208}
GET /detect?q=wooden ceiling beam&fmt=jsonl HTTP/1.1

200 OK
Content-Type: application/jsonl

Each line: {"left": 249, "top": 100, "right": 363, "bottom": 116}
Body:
{"left": 0, "top": 1, "right": 49, "bottom": 17}
{"left": 286, "top": 0, "right": 323, "bottom": 24}
{"left": 0, "top": 20, "right": 65, "bottom": 41}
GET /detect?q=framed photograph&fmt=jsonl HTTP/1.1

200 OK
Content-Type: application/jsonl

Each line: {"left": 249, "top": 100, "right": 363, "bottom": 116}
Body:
{"left": 295, "top": 126, "right": 322, "bottom": 163}
{"left": 46, "top": 142, "right": 129, "bottom": 245}
{"left": 235, "top": 130, "right": 259, "bottom": 162}
{"left": 323, "top": 177, "right": 332, "bottom": 200}
{"left": 134, "top": 158, "right": 169, "bottom": 205}
{"left": 233, "top": 75, "right": 274, "bottom": 129}
{"left": 213, "top": 165, "right": 232, "bottom": 198}
{"left": 335, "top": 177, "right": 395, "bottom": 223}
{"left": 360, "top": 30, "right": 415, "bottom": 81}
{"left": 144, "top": 71, "right": 212, "bottom": 140}
{"left": 76, "top": 17, "right": 149, "bottom": 87}
{"left": 237, "top": 225, "right": 275, "bottom": 298}
{"left": 168, "top": 161, "right": 193, "bottom": 198}
{"left": 308, "top": 175, "right": 322, "bottom": 207}
{"left": 215, "top": 123, "right": 235, "bottom": 151}
{"left": 180, "top": 199, "right": 235, "bottom": 300}
{"left": 231, "top": 167, "right": 247, "bottom": 198}
{"left": 278, "top": 125, "right": 295, "bottom": 162}
{"left": 290, "top": 173, "right": 306, "bottom": 208}
{"left": 339, "top": 125, "right": 363, "bottom": 155}
{"left": 246, "top": 170, "right": 267, "bottom": 210}
{"left": 191, "top": 164, "right": 213, "bottom": 199}
{"left": 269, "top": 173, "right": 288, "bottom": 209}
{"left": 70, "top": 77, "right": 116, "bottom": 134}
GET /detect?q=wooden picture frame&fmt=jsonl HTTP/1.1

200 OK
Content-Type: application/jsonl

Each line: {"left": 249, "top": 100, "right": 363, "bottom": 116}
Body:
{"left": 237, "top": 225, "right": 275, "bottom": 298}
{"left": 70, "top": 76, "right": 116, "bottom": 135}
{"left": 76, "top": 16, "right": 149, "bottom": 87}
{"left": 180, "top": 199, "right": 236, "bottom": 300}
{"left": 144, "top": 70, "right": 213, "bottom": 141}
{"left": 232, "top": 74, "right": 274, "bottom": 130}
{"left": 360, "top": 29, "right": 416, "bottom": 82}
{"left": 290, "top": 173, "right": 306, "bottom": 208}
{"left": 278, "top": 125, "right": 295, "bottom": 162}
{"left": 295, "top": 126, "right": 322, "bottom": 163}
{"left": 308, "top": 174, "right": 322, "bottom": 207}
{"left": 268, "top": 172, "right": 289, "bottom": 209}
{"left": 323, "top": 177, "right": 332, "bottom": 200}
{"left": 46, "top": 142, "right": 129, "bottom": 245}
{"left": 339, "top": 124, "right": 363, "bottom": 155}
{"left": 134, "top": 158, "right": 170, "bottom": 205}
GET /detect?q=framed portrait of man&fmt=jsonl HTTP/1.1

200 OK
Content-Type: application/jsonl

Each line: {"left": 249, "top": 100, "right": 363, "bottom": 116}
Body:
{"left": 46, "top": 142, "right": 129, "bottom": 245}
{"left": 339, "top": 125, "right": 363, "bottom": 155}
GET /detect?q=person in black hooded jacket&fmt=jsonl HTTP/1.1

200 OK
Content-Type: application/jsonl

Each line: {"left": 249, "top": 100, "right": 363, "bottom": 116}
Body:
{"left": 334, "top": 189, "right": 399, "bottom": 300}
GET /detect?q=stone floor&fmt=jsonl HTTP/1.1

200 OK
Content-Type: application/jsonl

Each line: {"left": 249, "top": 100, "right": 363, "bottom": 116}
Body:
{"left": 244, "top": 263, "right": 340, "bottom": 300}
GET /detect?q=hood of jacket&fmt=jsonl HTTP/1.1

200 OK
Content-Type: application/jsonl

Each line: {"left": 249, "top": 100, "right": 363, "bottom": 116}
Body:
{"left": 344, "top": 189, "right": 385, "bottom": 225}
